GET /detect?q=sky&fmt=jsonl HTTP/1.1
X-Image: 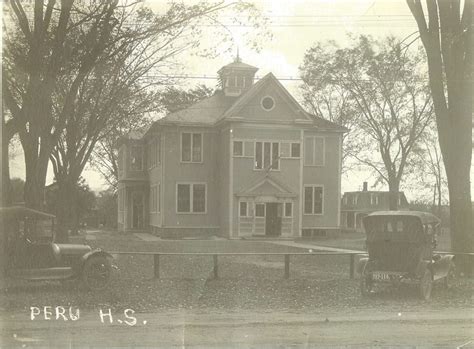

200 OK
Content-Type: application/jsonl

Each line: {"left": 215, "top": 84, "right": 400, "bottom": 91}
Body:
{"left": 8, "top": 0, "right": 474, "bottom": 201}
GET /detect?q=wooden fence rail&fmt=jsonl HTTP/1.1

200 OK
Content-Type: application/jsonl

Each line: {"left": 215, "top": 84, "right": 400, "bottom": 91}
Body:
{"left": 109, "top": 250, "right": 470, "bottom": 280}
{"left": 110, "top": 251, "right": 365, "bottom": 279}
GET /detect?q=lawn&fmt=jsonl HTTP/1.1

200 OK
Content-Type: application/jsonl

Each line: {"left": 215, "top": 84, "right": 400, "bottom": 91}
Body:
{"left": 299, "top": 229, "right": 453, "bottom": 252}
{"left": 1, "top": 230, "right": 472, "bottom": 313}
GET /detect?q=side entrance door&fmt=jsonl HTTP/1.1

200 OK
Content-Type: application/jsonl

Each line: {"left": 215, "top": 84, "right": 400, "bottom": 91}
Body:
{"left": 131, "top": 191, "right": 144, "bottom": 229}
{"left": 265, "top": 203, "right": 281, "bottom": 236}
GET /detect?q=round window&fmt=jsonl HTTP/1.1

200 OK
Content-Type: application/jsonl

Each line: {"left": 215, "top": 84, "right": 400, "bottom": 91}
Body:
{"left": 261, "top": 96, "right": 275, "bottom": 111}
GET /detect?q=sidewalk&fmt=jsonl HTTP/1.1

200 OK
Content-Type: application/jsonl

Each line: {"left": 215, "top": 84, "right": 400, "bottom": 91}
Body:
{"left": 269, "top": 240, "right": 364, "bottom": 254}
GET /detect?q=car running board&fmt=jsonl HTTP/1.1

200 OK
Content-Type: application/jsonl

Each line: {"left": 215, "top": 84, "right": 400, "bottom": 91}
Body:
{"left": 9, "top": 267, "right": 75, "bottom": 280}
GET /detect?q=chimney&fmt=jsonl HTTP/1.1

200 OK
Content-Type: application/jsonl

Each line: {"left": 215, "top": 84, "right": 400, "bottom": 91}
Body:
{"left": 363, "top": 182, "right": 368, "bottom": 192}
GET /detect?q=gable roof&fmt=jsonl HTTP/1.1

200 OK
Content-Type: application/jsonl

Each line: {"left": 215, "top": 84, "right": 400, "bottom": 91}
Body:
{"left": 154, "top": 72, "right": 346, "bottom": 132}
{"left": 236, "top": 175, "right": 297, "bottom": 198}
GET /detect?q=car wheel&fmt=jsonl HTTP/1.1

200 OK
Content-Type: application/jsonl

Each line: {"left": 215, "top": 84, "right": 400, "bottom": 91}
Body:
{"left": 444, "top": 262, "right": 456, "bottom": 290}
{"left": 360, "top": 273, "right": 373, "bottom": 297}
{"left": 82, "top": 256, "right": 112, "bottom": 291}
{"left": 419, "top": 269, "right": 433, "bottom": 301}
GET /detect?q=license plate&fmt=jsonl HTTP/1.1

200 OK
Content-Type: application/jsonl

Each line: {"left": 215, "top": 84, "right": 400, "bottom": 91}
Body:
{"left": 372, "top": 272, "right": 390, "bottom": 281}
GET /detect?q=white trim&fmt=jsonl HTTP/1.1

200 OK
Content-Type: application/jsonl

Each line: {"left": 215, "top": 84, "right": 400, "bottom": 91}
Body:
{"left": 229, "top": 129, "right": 234, "bottom": 237}
{"left": 303, "top": 184, "right": 324, "bottom": 216}
{"left": 157, "top": 183, "right": 161, "bottom": 213}
{"left": 160, "top": 226, "right": 220, "bottom": 229}
{"left": 299, "top": 130, "right": 304, "bottom": 237}
{"left": 161, "top": 134, "right": 165, "bottom": 227}
{"left": 149, "top": 185, "right": 157, "bottom": 213}
{"left": 337, "top": 135, "right": 342, "bottom": 227}
{"left": 260, "top": 95, "right": 276, "bottom": 111}
{"left": 175, "top": 182, "right": 207, "bottom": 214}
{"left": 180, "top": 132, "right": 203, "bottom": 163}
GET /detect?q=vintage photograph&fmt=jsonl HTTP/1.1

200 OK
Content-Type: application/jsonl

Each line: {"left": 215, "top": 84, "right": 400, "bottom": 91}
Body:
{"left": 1, "top": 0, "right": 473, "bottom": 347}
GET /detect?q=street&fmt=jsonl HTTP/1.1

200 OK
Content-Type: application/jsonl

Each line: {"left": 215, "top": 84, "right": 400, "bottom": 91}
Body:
{"left": 1, "top": 308, "right": 473, "bottom": 348}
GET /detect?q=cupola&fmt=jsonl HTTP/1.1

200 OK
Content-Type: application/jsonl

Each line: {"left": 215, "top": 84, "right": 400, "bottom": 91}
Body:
{"left": 217, "top": 54, "right": 258, "bottom": 97}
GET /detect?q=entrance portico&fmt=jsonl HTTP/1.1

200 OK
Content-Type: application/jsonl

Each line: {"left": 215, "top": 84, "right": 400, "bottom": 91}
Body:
{"left": 236, "top": 176, "right": 297, "bottom": 238}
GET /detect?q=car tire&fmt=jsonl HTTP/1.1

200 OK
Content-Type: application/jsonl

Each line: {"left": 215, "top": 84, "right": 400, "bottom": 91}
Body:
{"left": 82, "top": 256, "right": 112, "bottom": 291}
{"left": 419, "top": 269, "right": 433, "bottom": 301}
{"left": 444, "top": 262, "right": 456, "bottom": 290}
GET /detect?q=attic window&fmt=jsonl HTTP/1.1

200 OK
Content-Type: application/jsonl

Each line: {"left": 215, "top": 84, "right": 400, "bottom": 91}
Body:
{"left": 261, "top": 96, "right": 275, "bottom": 111}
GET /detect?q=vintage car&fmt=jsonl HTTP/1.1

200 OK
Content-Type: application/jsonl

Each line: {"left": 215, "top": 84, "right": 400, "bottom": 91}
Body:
{"left": 358, "top": 211, "right": 455, "bottom": 300}
{"left": 1, "top": 206, "right": 113, "bottom": 290}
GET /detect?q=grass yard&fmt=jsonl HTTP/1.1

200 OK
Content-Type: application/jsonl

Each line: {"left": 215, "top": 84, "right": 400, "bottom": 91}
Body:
{"left": 1, "top": 230, "right": 472, "bottom": 313}
{"left": 299, "top": 228, "right": 453, "bottom": 252}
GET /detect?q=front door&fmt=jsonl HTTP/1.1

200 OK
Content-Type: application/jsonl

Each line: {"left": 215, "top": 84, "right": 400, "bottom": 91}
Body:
{"left": 131, "top": 191, "right": 144, "bottom": 229}
{"left": 265, "top": 203, "right": 281, "bottom": 236}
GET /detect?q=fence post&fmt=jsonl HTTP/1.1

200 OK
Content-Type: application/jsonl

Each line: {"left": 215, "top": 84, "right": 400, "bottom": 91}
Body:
{"left": 349, "top": 254, "right": 355, "bottom": 279}
{"left": 213, "top": 254, "right": 218, "bottom": 279}
{"left": 284, "top": 254, "right": 290, "bottom": 279}
{"left": 154, "top": 254, "right": 160, "bottom": 279}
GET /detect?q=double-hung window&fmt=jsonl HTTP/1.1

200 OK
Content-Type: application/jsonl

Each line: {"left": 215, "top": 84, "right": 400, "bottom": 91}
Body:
{"left": 130, "top": 146, "right": 143, "bottom": 171}
{"left": 239, "top": 201, "right": 248, "bottom": 217}
{"left": 304, "top": 186, "right": 323, "bottom": 214}
{"left": 304, "top": 136, "right": 325, "bottom": 166}
{"left": 177, "top": 183, "right": 206, "bottom": 213}
{"left": 181, "top": 133, "right": 202, "bottom": 163}
{"left": 290, "top": 143, "right": 300, "bottom": 158}
{"left": 255, "top": 141, "right": 279, "bottom": 170}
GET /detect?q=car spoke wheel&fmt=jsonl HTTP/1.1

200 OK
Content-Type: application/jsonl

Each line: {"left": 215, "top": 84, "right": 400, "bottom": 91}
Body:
{"left": 444, "top": 262, "right": 456, "bottom": 290}
{"left": 82, "top": 256, "right": 111, "bottom": 291}
{"left": 419, "top": 269, "right": 433, "bottom": 301}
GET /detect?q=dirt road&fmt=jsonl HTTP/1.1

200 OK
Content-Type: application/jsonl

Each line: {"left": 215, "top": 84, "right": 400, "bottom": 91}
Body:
{"left": 1, "top": 308, "right": 472, "bottom": 348}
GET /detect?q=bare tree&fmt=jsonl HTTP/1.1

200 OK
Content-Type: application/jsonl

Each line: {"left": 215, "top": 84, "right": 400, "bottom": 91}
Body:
{"left": 406, "top": 0, "right": 472, "bottom": 271}
{"left": 300, "top": 35, "right": 434, "bottom": 209}
{"left": 3, "top": 0, "right": 125, "bottom": 209}
{"left": 3, "top": 0, "right": 267, "bottom": 215}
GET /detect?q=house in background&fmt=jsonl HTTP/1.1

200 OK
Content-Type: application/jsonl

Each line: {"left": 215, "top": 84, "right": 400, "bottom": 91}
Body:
{"left": 340, "top": 182, "right": 409, "bottom": 232}
{"left": 117, "top": 58, "right": 346, "bottom": 238}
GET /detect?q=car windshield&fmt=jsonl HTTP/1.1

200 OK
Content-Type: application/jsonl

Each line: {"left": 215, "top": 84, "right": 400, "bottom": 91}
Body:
{"left": 364, "top": 216, "right": 424, "bottom": 243}
{"left": 21, "top": 217, "right": 54, "bottom": 242}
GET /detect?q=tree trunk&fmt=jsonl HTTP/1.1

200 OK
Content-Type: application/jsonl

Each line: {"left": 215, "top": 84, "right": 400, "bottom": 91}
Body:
{"left": 444, "top": 140, "right": 472, "bottom": 275}
{"left": 388, "top": 179, "right": 400, "bottom": 211}
{"left": 435, "top": 100, "right": 472, "bottom": 273}
{"left": 55, "top": 179, "right": 80, "bottom": 242}
{"left": 0, "top": 108, "right": 8, "bottom": 286}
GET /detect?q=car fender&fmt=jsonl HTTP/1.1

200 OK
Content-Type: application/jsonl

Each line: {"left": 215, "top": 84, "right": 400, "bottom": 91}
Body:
{"left": 432, "top": 254, "right": 455, "bottom": 279}
{"left": 357, "top": 257, "right": 369, "bottom": 275}
{"left": 81, "top": 249, "right": 113, "bottom": 265}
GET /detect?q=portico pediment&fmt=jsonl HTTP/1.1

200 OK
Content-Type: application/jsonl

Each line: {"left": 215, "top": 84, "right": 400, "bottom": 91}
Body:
{"left": 235, "top": 175, "right": 296, "bottom": 198}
